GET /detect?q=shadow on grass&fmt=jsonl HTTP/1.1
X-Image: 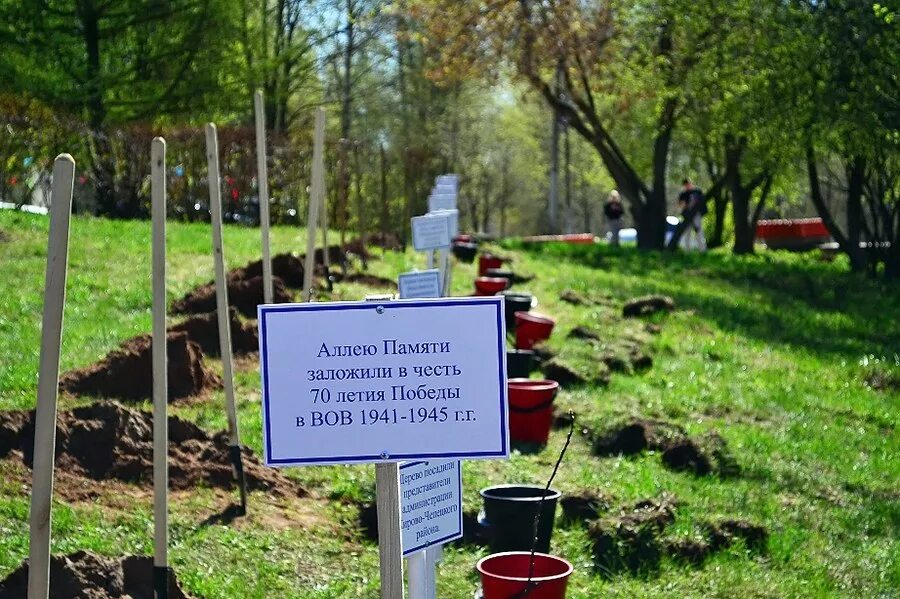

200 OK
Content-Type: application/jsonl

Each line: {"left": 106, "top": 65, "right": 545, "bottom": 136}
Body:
{"left": 510, "top": 241, "right": 900, "bottom": 359}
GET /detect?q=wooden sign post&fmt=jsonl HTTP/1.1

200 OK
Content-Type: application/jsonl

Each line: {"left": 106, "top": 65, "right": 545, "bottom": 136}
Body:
{"left": 254, "top": 91, "right": 273, "bottom": 304}
{"left": 27, "top": 154, "right": 75, "bottom": 598}
{"left": 302, "top": 109, "right": 326, "bottom": 302}
{"left": 205, "top": 123, "right": 248, "bottom": 514}
{"left": 150, "top": 137, "right": 171, "bottom": 598}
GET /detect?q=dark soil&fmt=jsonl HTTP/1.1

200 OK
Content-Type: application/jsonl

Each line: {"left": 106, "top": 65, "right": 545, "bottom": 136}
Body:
{"left": 864, "top": 368, "right": 900, "bottom": 392}
{"left": 568, "top": 326, "right": 602, "bottom": 341}
{"left": 531, "top": 344, "right": 556, "bottom": 365}
{"left": 336, "top": 273, "right": 397, "bottom": 289}
{"left": 232, "top": 253, "right": 305, "bottom": 288}
{"left": 588, "top": 497, "right": 677, "bottom": 577}
{"left": 360, "top": 232, "right": 403, "bottom": 251}
{"left": 664, "top": 537, "right": 712, "bottom": 565}
{"left": 542, "top": 358, "right": 587, "bottom": 386}
{"left": 358, "top": 502, "right": 378, "bottom": 541}
{"left": 622, "top": 295, "right": 675, "bottom": 318}
{"left": 560, "top": 289, "right": 591, "bottom": 305}
{"left": 704, "top": 519, "right": 769, "bottom": 552}
{"left": 591, "top": 419, "right": 739, "bottom": 477}
{"left": 172, "top": 275, "right": 293, "bottom": 318}
{"left": 169, "top": 308, "right": 259, "bottom": 356}
{"left": 560, "top": 490, "right": 613, "bottom": 524}
{"left": 0, "top": 401, "right": 299, "bottom": 495}
{"left": 58, "top": 332, "right": 221, "bottom": 401}
{"left": 0, "top": 551, "right": 192, "bottom": 598}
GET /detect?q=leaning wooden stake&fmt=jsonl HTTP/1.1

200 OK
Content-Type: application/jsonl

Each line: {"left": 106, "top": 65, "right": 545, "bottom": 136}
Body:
{"left": 205, "top": 123, "right": 248, "bottom": 514}
{"left": 151, "top": 137, "right": 170, "bottom": 599}
{"left": 27, "top": 154, "right": 75, "bottom": 599}
{"left": 254, "top": 90, "right": 273, "bottom": 304}
{"left": 375, "top": 462, "right": 404, "bottom": 599}
{"left": 303, "top": 109, "right": 326, "bottom": 302}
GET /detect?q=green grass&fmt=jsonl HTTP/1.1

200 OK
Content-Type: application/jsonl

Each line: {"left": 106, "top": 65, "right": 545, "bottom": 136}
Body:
{"left": 1, "top": 210, "right": 898, "bottom": 598}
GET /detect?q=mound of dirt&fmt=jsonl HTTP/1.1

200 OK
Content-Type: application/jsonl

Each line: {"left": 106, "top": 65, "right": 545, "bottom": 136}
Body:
{"left": 542, "top": 358, "right": 587, "bottom": 386}
{"left": 0, "top": 551, "right": 192, "bottom": 598}
{"left": 560, "top": 289, "right": 591, "bottom": 305}
{"left": 592, "top": 420, "right": 739, "bottom": 477}
{"left": 58, "top": 332, "right": 221, "bottom": 402}
{"left": 622, "top": 295, "right": 675, "bottom": 318}
{"left": 232, "top": 253, "right": 305, "bottom": 288}
{"left": 588, "top": 497, "right": 677, "bottom": 577}
{"left": 561, "top": 491, "right": 613, "bottom": 524}
{"left": 591, "top": 419, "right": 687, "bottom": 457}
{"left": 360, "top": 232, "right": 403, "bottom": 251}
{"left": 336, "top": 273, "right": 397, "bottom": 289}
{"left": 0, "top": 402, "right": 298, "bottom": 495}
{"left": 172, "top": 275, "right": 293, "bottom": 318}
{"left": 704, "top": 519, "right": 768, "bottom": 552}
{"left": 169, "top": 308, "right": 258, "bottom": 356}
{"left": 568, "top": 326, "right": 602, "bottom": 341}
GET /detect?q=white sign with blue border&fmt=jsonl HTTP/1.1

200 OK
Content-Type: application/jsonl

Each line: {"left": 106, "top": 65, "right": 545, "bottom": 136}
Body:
{"left": 258, "top": 297, "right": 509, "bottom": 466}
{"left": 400, "top": 459, "right": 463, "bottom": 555}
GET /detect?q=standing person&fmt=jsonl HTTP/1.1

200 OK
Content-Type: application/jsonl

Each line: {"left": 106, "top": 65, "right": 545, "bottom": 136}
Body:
{"left": 603, "top": 190, "right": 625, "bottom": 246}
{"left": 677, "top": 179, "right": 707, "bottom": 251}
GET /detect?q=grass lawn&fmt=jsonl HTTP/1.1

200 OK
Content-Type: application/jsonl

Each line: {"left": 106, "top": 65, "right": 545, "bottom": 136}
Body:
{"left": 1, "top": 210, "right": 898, "bottom": 598}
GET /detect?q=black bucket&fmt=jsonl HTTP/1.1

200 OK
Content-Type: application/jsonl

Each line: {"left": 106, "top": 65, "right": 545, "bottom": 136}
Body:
{"left": 452, "top": 242, "right": 478, "bottom": 263}
{"left": 501, "top": 291, "right": 533, "bottom": 328}
{"left": 478, "top": 484, "right": 561, "bottom": 553}
{"left": 485, "top": 268, "right": 515, "bottom": 285}
{"left": 507, "top": 349, "right": 535, "bottom": 378}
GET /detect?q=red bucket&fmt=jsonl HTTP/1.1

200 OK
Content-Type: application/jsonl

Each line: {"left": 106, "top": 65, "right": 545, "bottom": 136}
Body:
{"left": 477, "top": 551, "right": 573, "bottom": 599}
{"left": 475, "top": 276, "right": 509, "bottom": 296}
{"left": 507, "top": 379, "right": 559, "bottom": 444}
{"left": 514, "top": 312, "right": 555, "bottom": 350}
{"left": 479, "top": 254, "right": 505, "bottom": 276}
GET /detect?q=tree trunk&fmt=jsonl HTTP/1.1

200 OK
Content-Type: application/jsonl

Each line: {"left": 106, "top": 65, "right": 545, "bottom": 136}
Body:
{"left": 709, "top": 190, "right": 728, "bottom": 248}
{"left": 845, "top": 156, "right": 866, "bottom": 271}
{"left": 379, "top": 144, "right": 389, "bottom": 236}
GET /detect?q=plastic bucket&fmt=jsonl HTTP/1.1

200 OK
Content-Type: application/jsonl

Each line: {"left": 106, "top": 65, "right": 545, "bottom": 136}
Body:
{"left": 475, "top": 277, "right": 509, "bottom": 296}
{"left": 508, "top": 379, "right": 558, "bottom": 445}
{"left": 507, "top": 350, "right": 535, "bottom": 379}
{"left": 454, "top": 234, "right": 474, "bottom": 243}
{"left": 514, "top": 312, "right": 555, "bottom": 350}
{"left": 452, "top": 242, "right": 478, "bottom": 263}
{"left": 479, "top": 484, "right": 562, "bottom": 553}
{"left": 479, "top": 254, "right": 505, "bottom": 276}
{"left": 502, "top": 292, "right": 533, "bottom": 329}
{"left": 486, "top": 268, "right": 515, "bottom": 284}
{"left": 477, "top": 552, "right": 573, "bottom": 599}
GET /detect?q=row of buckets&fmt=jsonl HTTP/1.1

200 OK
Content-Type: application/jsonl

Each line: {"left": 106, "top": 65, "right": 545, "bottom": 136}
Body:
{"left": 459, "top": 244, "right": 572, "bottom": 597}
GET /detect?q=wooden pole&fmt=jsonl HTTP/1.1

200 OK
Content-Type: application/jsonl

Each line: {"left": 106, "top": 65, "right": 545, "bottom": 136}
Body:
{"left": 375, "top": 462, "right": 404, "bottom": 599}
{"left": 303, "top": 109, "right": 326, "bottom": 302}
{"left": 254, "top": 90, "right": 273, "bottom": 304}
{"left": 27, "top": 153, "right": 75, "bottom": 599}
{"left": 205, "top": 123, "right": 248, "bottom": 514}
{"left": 151, "top": 138, "right": 171, "bottom": 599}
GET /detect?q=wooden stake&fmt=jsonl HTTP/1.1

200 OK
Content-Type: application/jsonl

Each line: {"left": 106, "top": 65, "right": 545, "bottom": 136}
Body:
{"left": 254, "top": 91, "right": 273, "bottom": 304}
{"left": 27, "top": 153, "right": 75, "bottom": 599}
{"left": 375, "top": 462, "right": 404, "bottom": 599}
{"left": 303, "top": 109, "right": 326, "bottom": 302}
{"left": 205, "top": 123, "right": 248, "bottom": 514}
{"left": 151, "top": 137, "right": 171, "bottom": 599}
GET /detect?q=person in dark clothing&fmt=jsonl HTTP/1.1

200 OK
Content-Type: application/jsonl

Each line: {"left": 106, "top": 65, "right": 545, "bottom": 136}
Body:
{"left": 677, "top": 178, "right": 707, "bottom": 251}
{"left": 603, "top": 190, "right": 625, "bottom": 246}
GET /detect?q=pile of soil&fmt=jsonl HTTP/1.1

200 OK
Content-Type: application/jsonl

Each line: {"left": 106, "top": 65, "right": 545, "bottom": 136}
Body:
{"left": 169, "top": 308, "right": 259, "bottom": 356}
{"left": 232, "top": 253, "right": 305, "bottom": 288}
{"left": 334, "top": 273, "right": 397, "bottom": 289}
{"left": 568, "top": 326, "right": 602, "bottom": 341}
{"left": 622, "top": 295, "right": 675, "bottom": 317}
{"left": 588, "top": 497, "right": 677, "bottom": 577}
{"left": 0, "top": 551, "right": 192, "bottom": 598}
{"left": 308, "top": 245, "right": 348, "bottom": 268}
{"left": 360, "top": 232, "right": 403, "bottom": 251}
{"left": 560, "top": 490, "right": 613, "bottom": 524}
{"left": 590, "top": 419, "right": 740, "bottom": 477}
{"left": 560, "top": 289, "right": 591, "bottom": 306}
{"left": 58, "top": 332, "right": 221, "bottom": 401}
{"left": 172, "top": 275, "right": 293, "bottom": 318}
{"left": 0, "top": 401, "right": 298, "bottom": 495}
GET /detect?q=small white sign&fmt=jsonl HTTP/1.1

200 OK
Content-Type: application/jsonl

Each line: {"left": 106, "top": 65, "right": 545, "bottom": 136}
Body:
{"left": 429, "top": 209, "right": 459, "bottom": 238}
{"left": 428, "top": 194, "right": 456, "bottom": 213}
{"left": 435, "top": 175, "right": 459, "bottom": 188}
{"left": 412, "top": 214, "right": 451, "bottom": 250}
{"left": 258, "top": 297, "right": 509, "bottom": 466}
{"left": 400, "top": 459, "right": 463, "bottom": 555}
{"left": 399, "top": 270, "right": 441, "bottom": 299}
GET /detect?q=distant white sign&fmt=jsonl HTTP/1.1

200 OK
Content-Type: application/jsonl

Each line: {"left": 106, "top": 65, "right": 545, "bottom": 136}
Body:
{"left": 412, "top": 214, "right": 451, "bottom": 250}
{"left": 428, "top": 194, "right": 456, "bottom": 213}
{"left": 435, "top": 175, "right": 459, "bottom": 188}
{"left": 400, "top": 459, "right": 463, "bottom": 555}
{"left": 258, "top": 297, "right": 509, "bottom": 466}
{"left": 399, "top": 270, "right": 441, "bottom": 299}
